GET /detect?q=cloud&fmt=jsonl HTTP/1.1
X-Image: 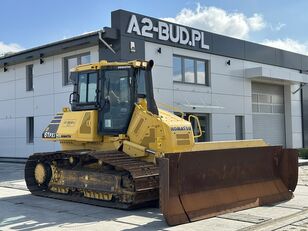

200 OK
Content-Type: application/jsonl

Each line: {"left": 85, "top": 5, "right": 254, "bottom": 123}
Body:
{"left": 0, "top": 41, "right": 23, "bottom": 57}
{"left": 269, "top": 22, "right": 286, "bottom": 31}
{"left": 162, "top": 4, "right": 266, "bottom": 39}
{"left": 262, "top": 38, "right": 308, "bottom": 55}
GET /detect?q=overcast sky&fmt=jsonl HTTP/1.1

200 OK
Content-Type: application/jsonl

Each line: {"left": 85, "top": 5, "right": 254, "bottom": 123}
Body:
{"left": 1, "top": 0, "right": 308, "bottom": 56}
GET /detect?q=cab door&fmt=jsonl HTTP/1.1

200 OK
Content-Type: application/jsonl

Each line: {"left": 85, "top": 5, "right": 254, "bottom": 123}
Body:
{"left": 98, "top": 68, "right": 135, "bottom": 135}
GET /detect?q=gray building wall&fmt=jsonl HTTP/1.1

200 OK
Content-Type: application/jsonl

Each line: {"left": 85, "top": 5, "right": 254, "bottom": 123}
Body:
{"left": 145, "top": 41, "right": 303, "bottom": 145}
{"left": 0, "top": 46, "right": 99, "bottom": 157}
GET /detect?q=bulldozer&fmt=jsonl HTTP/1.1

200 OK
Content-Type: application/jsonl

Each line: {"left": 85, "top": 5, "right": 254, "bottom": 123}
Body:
{"left": 25, "top": 59, "right": 298, "bottom": 226}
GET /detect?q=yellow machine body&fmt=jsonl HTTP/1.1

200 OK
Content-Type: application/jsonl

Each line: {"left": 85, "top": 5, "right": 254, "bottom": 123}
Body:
{"left": 26, "top": 59, "right": 298, "bottom": 226}
{"left": 44, "top": 102, "right": 269, "bottom": 162}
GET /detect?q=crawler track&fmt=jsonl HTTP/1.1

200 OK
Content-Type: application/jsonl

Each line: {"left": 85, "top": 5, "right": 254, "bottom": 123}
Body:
{"left": 24, "top": 150, "right": 159, "bottom": 209}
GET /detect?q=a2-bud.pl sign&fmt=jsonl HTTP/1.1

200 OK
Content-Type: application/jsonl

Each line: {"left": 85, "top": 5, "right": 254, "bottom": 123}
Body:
{"left": 127, "top": 15, "right": 210, "bottom": 50}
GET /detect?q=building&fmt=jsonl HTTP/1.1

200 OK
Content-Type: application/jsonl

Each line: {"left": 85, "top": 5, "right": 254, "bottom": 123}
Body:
{"left": 1, "top": 9, "right": 308, "bottom": 158}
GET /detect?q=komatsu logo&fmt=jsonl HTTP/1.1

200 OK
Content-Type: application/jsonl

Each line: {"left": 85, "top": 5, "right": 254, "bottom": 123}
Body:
{"left": 170, "top": 126, "right": 192, "bottom": 131}
{"left": 127, "top": 15, "right": 210, "bottom": 50}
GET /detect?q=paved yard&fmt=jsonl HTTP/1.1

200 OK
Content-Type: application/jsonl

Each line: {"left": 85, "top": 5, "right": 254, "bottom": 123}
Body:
{"left": 1, "top": 162, "right": 308, "bottom": 231}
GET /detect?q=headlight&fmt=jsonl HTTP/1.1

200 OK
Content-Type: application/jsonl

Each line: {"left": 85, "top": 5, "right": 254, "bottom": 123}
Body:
{"left": 135, "top": 61, "right": 141, "bottom": 67}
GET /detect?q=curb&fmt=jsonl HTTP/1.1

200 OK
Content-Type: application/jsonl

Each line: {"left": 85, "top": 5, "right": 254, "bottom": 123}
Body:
{"left": 0, "top": 157, "right": 27, "bottom": 164}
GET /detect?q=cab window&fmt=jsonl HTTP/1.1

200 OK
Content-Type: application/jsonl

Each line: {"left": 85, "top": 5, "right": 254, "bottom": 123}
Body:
{"left": 136, "top": 69, "right": 146, "bottom": 95}
{"left": 78, "top": 72, "right": 97, "bottom": 103}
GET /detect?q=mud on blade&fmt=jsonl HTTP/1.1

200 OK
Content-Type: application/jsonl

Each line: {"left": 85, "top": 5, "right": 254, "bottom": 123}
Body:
{"left": 159, "top": 146, "right": 298, "bottom": 226}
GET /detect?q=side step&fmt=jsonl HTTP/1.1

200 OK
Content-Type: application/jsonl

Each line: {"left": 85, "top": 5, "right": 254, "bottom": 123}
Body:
{"left": 159, "top": 146, "right": 298, "bottom": 226}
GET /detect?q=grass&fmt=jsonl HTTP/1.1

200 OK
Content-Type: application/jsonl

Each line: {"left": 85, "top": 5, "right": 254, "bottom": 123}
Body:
{"left": 299, "top": 148, "right": 308, "bottom": 159}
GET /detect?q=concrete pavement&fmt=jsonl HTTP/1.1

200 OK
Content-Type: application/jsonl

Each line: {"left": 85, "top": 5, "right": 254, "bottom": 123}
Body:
{"left": 1, "top": 163, "right": 308, "bottom": 230}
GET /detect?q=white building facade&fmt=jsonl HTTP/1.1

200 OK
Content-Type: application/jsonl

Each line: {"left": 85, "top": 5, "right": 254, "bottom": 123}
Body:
{"left": 0, "top": 9, "right": 308, "bottom": 158}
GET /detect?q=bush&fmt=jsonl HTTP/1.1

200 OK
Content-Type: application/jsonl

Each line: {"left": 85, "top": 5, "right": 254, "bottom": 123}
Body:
{"left": 299, "top": 148, "right": 308, "bottom": 159}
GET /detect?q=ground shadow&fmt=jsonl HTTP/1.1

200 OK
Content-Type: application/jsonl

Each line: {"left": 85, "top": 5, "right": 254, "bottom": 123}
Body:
{"left": 0, "top": 193, "right": 170, "bottom": 231}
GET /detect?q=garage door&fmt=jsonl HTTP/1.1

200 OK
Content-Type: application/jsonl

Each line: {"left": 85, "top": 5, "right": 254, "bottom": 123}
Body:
{"left": 252, "top": 82, "right": 286, "bottom": 146}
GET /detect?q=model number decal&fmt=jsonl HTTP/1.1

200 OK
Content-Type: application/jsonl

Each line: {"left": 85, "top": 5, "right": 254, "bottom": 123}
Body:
{"left": 43, "top": 132, "right": 71, "bottom": 139}
{"left": 127, "top": 14, "right": 210, "bottom": 50}
{"left": 43, "top": 131, "right": 56, "bottom": 138}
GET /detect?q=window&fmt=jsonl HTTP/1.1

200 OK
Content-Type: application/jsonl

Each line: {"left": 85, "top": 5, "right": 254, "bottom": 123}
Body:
{"left": 26, "top": 64, "right": 33, "bottom": 91}
{"left": 63, "top": 53, "right": 91, "bottom": 85}
{"left": 184, "top": 58, "right": 194, "bottom": 83}
{"left": 173, "top": 55, "right": 209, "bottom": 86}
{"left": 196, "top": 60, "right": 206, "bottom": 84}
{"left": 252, "top": 93, "right": 284, "bottom": 114}
{"left": 174, "top": 112, "right": 211, "bottom": 142}
{"left": 136, "top": 69, "right": 146, "bottom": 95}
{"left": 78, "top": 72, "right": 97, "bottom": 103}
{"left": 235, "top": 116, "right": 244, "bottom": 140}
{"left": 27, "top": 117, "right": 34, "bottom": 144}
{"left": 173, "top": 56, "right": 182, "bottom": 82}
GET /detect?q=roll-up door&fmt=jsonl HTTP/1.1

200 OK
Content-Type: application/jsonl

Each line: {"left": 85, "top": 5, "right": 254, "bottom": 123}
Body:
{"left": 252, "top": 82, "right": 286, "bottom": 146}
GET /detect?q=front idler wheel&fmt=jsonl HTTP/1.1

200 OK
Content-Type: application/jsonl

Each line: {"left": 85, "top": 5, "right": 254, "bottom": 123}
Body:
{"left": 34, "top": 162, "right": 52, "bottom": 189}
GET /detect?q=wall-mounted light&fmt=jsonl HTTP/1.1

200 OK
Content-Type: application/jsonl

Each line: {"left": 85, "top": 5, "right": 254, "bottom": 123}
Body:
{"left": 130, "top": 41, "right": 136, "bottom": 53}
{"left": 40, "top": 53, "right": 44, "bottom": 64}
{"left": 3, "top": 63, "right": 8, "bottom": 72}
{"left": 300, "top": 69, "right": 308, "bottom": 74}
{"left": 226, "top": 60, "right": 231, "bottom": 66}
{"left": 157, "top": 47, "right": 162, "bottom": 54}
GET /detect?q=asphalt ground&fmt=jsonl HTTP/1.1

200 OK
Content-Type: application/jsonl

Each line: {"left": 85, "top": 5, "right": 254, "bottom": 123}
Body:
{"left": 1, "top": 162, "right": 308, "bottom": 231}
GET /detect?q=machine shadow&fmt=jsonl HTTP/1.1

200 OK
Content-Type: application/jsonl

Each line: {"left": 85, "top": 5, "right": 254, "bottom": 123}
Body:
{"left": 0, "top": 193, "right": 169, "bottom": 231}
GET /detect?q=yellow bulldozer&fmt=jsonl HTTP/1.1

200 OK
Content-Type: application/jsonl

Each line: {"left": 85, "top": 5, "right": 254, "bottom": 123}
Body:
{"left": 25, "top": 59, "right": 298, "bottom": 225}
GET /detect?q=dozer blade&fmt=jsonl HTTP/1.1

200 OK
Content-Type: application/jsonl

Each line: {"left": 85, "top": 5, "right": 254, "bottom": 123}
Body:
{"left": 159, "top": 146, "right": 298, "bottom": 226}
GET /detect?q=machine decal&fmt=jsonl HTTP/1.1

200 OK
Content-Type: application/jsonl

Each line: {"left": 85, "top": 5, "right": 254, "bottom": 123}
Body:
{"left": 42, "top": 114, "right": 63, "bottom": 139}
{"left": 170, "top": 126, "right": 192, "bottom": 131}
{"left": 63, "top": 120, "right": 76, "bottom": 127}
{"left": 43, "top": 131, "right": 56, "bottom": 138}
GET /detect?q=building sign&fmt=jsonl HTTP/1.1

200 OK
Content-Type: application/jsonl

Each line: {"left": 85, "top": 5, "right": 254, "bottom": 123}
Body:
{"left": 127, "top": 15, "right": 210, "bottom": 50}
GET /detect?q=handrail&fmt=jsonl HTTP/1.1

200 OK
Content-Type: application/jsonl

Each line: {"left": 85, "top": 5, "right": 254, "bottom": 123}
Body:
{"left": 188, "top": 114, "right": 203, "bottom": 138}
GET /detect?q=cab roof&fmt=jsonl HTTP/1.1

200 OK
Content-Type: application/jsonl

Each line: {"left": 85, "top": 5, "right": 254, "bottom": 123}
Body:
{"left": 73, "top": 60, "right": 149, "bottom": 72}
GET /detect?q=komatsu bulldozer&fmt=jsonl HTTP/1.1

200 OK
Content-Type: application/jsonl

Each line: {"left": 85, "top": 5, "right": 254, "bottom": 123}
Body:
{"left": 25, "top": 59, "right": 298, "bottom": 226}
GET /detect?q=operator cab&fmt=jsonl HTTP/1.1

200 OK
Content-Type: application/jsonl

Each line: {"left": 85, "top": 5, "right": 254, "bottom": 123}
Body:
{"left": 69, "top": 60, "right": 157, "bottom": 135}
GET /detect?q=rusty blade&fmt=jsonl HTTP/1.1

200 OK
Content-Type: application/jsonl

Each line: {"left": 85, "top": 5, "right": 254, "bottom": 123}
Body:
{"left": 159, "top": 146, "right": 298, "bottom": 226}
{"left": 278, "top": 148, "right": 298, "bottom": 192}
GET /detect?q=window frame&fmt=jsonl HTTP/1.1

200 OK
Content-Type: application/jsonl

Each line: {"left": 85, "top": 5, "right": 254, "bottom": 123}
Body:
{"left": 63, "top": 52, "right": 91, "bottom": 86}
{"left": 73, "top": 70, "right": 99, "bottom": 110}
{"left": 26, "top": 64, "right": 34, "bottom": 91}
{"left": 173, "top": 55, "right": 210, "bottom": 86}
{"left": 77, "top": 71, "right": 98, "bottom": 104}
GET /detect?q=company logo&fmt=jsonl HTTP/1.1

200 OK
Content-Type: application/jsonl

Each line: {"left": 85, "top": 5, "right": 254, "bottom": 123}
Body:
{"left": 127, "top": 15, "right": 209, "bottom": 50}
{"left": 170, "top": 126, "right": 192, "bottom": 131}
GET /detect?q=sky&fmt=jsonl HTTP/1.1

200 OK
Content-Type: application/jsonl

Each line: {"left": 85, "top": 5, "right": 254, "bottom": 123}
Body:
{"left": 1, "top": 0, "right": 308, "bottom": 56}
